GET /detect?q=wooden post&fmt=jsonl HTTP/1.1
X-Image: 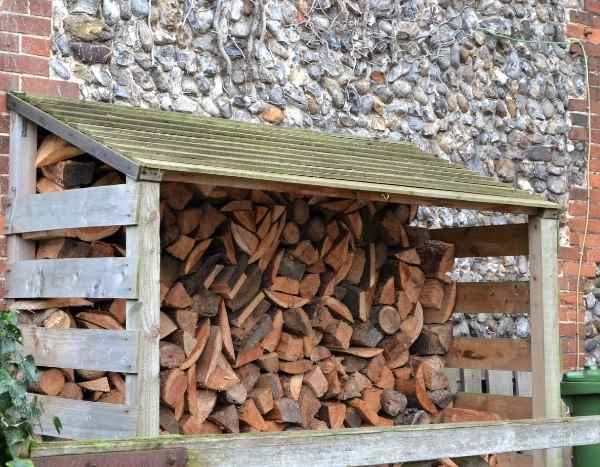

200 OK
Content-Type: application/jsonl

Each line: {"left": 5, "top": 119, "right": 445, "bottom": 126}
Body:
{"left": 125, "top": 179, "right": 160, "bottom": 437}
{"left": 529, "top": 210, "right": 562, "bottom": 467}
{"left": 7, "top": 112, "right": 37, "bottom": 265}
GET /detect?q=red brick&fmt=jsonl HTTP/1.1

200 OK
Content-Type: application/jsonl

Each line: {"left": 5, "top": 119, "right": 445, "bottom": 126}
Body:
{"left": 0, "top": 0, "right": 29, "bottom": 14}
{"left": 0, "top": 13, "right": 50, "bottom": 36}
{"left": 569, "top": 98, "right": 589, "bottom": 112}
{"left": 0, "top": 135, "right": 7, "bottom": 154}
{"left": 561, "top": 259, "right": 597, "bottom": 277}
{"left": 0, "top": 52, "right": 47, "bottom": 77}
{"left": 0, "top": 71, "right": 17, "bottom": 91}
{"left": 570, "top": 187, "right": 589, "bottom": 200}
{"left": 587, "top": 0, "right": 600, "bottom": 15}
{"left": 0, "top": 32, "right": 18, "bottom": 53}
{"left": 560, "top": 246, "right": 580, "bottom": 261}
{"left": 21, "top": 77, "right": 79, "bottom": 98}
{"left": 21, "top": 36, "right": 50, "bottom": 57}
{"left": 569, "top": 217, "right": 600, "bottom": 234}
{"left": 0, "top": 114, "right": 8, "bottom": 133}
{"left": 560, "top": 322, "right": 583, "bottom": 338}
{"left": 561, "top": 337, "right": 577, "bottom": 354}
{"left": 29, "top": 0, "right": 52, "bottom": 17}
{"left": 561, "top": 291, "right": 580, "bottom": 306}
{"left": 571, "top": 10, "right": 594, "bottom": 27}
{"left": 563, "top": 354, "right": 578, "bottom": 371}
{"left": 0, "top": 93, "right": 6, "bottom": 113}
{"left": 570, "top": 126, "right": 588, "bottom": 141}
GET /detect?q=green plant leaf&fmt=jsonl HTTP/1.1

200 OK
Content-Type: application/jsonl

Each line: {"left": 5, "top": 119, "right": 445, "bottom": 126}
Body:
{"left": 52, "top": 417, "right": 62, "bottom": 435}
{"left": 7, "top": 458, "right": 35, "bottom": 467}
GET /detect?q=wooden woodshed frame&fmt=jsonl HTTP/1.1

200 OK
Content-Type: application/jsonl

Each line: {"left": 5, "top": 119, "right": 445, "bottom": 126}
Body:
{"left": 5, "top": 92, "right": 569, "bottom": 466}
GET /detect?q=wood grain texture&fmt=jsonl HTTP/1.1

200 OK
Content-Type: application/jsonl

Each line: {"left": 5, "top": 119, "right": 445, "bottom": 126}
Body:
{"left": 7, "top": 113, "right": 36, "bottom": 272}
{"left": 528, "top": 213, "right": 562, "bottom": 467}
{"left": 6, "top": 184, "right": 137, "bottom": 233}
{"left": 429, "top": 224, "right": 529, "bottom": 257}
{"left": 29, "top": 394, "right": 137, "bottom": 440}
{"left": 446, "top": 338, "right": 531, "bottom": 371}
{"left": 487, "top": 370, "right": 515, "bottom": 396}
{"left": 20, "top": 326, "right": 138, "bottom": 373}
{"left": 32, "top": 448, "right": 187, "bottom": 467}
{"left": 125, "top": 180, "right": 161, "bottom": 437}
{"left": 455, "top": 282, "right": 529, "bottom": 315}
{"left": 30, "top": 416, "right": 600, "bottom": 466}
{"left": 453, "top": 393, "right": 532, "bottom": 420}
{"left": 6, "top": 257, "right": 138, "bottom": 299}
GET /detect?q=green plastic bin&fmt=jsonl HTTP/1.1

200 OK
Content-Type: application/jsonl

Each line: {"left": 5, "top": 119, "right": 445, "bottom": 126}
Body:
{"left": 561, "top": 364, "right": 600, "bottom": 467}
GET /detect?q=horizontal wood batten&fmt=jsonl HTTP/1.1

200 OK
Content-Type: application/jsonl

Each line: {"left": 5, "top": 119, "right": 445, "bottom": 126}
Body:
{"left": 29, "top": 395, "right": 137, "bottom": 440}
{"left": 455, "top": 282, "right": 530, "bottom": 315}
{"left": 496, "top": 453, "right": 532, "bottom": 467}
{"left": 453, "top": 393, "right": 532, "bottom": 420}
{"left": 6, "top": 184, "right": 137, "bottom": 234}
{"left": 31, "top": 416, "right": 600, "bottom": 466}
{"left": 20, "top": 326, "right": 138, "bottom": 373}
{"left": 430, "top": 224, "right": 529, "bottom": 257}
{"left": 6, "top": 258, "right": 138, "bottom": 299}
{"left": 446, "top": 338, "right": 531, "bottom": 371}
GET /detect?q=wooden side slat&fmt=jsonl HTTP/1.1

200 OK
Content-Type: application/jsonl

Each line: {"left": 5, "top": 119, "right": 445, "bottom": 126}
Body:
{"left": 6, "top": 257, "right": 138, "bottom": 299}
{"left": 455, "top": 282, "right": 529, "bottom": 315}
{"left": 488, "top": 370, "right": 515, "bottom": 396}
{"left": 446, "top": 338, "right": 531, "bottom": 371}
{"left": 6, "top": 184, "right": 137, "bottom": 234}
{"left": 516, "top": 372, "right": 532, "bottom": 397}
{"left": 20, "top": 326, "right": 138, "bottom": 373}
{"left": 29, "top": 394, "right": 137, "bottom": 440}
{"left": 30, "top": 416, "right": 600, "bottom": 466}
{"left": 454, "top": 393, "right": 532, "bottom": 420}
{"left": 429, "top": 224, "right": 529, "bottom": 257}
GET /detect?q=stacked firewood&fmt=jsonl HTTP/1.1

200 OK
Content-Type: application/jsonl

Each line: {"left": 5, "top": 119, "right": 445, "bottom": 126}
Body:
{"left": 18, "top": 133, "right": 471, "bottom": 434}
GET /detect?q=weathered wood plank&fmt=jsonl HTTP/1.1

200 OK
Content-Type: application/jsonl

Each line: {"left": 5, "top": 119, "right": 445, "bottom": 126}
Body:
{"left": 20, "top": 326, "right": 138, "bottom": 373}
{"left": 429, "top": 224, "right": 529, "bottom": 257}
{"left": 125, "top": 180, "right": 160, "bottom": 437}
{"left": 7, "top": 113, "right": 36, "bottom": 273}
{"left": 516, "top": 372, "right": 532, "bottom": 397}
{"left": 446, "top": 338, "right": 531, "bottom": 371}
{"left": 487, "top": 370, "right": 515, "bottom": 396}
{"left": 529, "top": 212, "right": 562, "bottom": 467}
{"left": 30, "top": 416, "right": 600, "bottom": 466}
{"left": 6, "top": 184, "right": 137, "bottom": 234}
{"left": 29, "top": 394, "right": 137, "bottom": 440}
{"left": 462, "top": 369, "right": 483, "bottom": 393}
{"left": 6, "top": 257, "right": 138, "bottom": 299}
{"left": 454, "top": 393, "right": 532, "bottom": 420}
{"left": 455, "top": 282, "right": 529, "bottom": 315}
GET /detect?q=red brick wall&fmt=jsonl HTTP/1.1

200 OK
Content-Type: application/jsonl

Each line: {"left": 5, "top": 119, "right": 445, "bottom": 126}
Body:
{"left": 0, "top": 0, "right": 79, "bottom": 300}
{"left": 565, "top": 3, "right": 600, "bottom": 370}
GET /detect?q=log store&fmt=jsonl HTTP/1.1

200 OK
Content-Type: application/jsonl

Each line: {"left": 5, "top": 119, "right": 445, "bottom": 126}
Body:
{"left": 5, "top": 92, "right": 562, "bottom": 466}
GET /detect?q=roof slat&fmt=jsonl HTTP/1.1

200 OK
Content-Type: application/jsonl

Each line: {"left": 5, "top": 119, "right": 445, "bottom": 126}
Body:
{"left": 9, "top": 93, "right": 559, "bottom": 211}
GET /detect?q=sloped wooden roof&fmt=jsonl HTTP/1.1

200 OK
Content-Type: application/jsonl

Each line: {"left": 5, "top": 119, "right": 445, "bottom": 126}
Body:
{"left": 8, "top": 92, "right": 558, "bottom": 212}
